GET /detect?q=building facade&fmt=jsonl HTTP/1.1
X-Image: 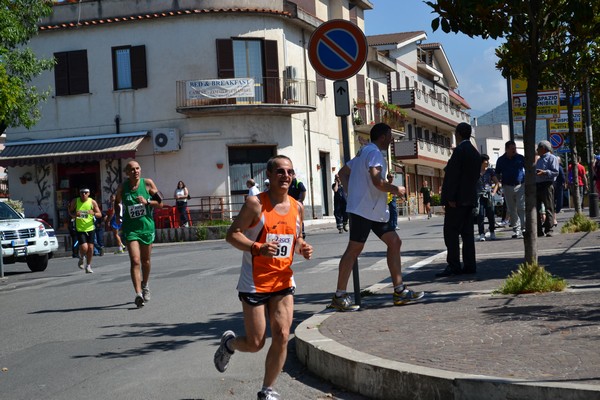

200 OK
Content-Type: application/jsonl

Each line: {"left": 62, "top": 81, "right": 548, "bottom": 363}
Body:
{"left": 1, "top": 0, "right": 377, "bottom": 230}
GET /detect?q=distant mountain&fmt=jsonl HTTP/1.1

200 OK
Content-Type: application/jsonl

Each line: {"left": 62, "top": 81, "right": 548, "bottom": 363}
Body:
{"left": 474, "top": 101, "right": 510, "bottom": 126}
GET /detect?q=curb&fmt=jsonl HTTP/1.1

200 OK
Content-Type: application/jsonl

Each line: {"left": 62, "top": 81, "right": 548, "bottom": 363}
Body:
{"left": 295, "top": 307, "right": 600, "bottom": 400}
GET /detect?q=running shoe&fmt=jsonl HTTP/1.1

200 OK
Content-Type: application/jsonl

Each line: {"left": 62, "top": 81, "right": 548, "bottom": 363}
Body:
{"left": 489, "top": 232, "right": 496, "bottom": 240}
{"left": 393, "top": 286, "right": 425, "bottom": 306}
{"left": 214, "top": 330, "right": 236, "bottom": 373}
{"left": 85, "top": 265, "right": 93, "bottom": 274}
{"left": 134, "top": 294, "right": 145, "bottom": 308}
{"left": 78, "top": 256, "right": 85, "bottom": 269}
{"left": 478, "top": 234, "right": 486, "bottom": 242}
{"left": 327, "top": 294, "right": 360, "bottom": 311}
{"left": 142, "top": 284, "right": 151, "bottom": 302}
{"left": 257, "top": 389, "right": 281, "bottom": 400}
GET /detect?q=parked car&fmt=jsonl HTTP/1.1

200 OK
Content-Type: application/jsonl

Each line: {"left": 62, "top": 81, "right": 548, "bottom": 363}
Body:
{"left": 0, "top": 202, "right": 58, "bottom": 271}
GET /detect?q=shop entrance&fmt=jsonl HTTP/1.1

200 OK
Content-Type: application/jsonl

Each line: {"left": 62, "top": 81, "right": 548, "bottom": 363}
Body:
{"left": 56, "top": 162, "right": 101, "bottom": 231}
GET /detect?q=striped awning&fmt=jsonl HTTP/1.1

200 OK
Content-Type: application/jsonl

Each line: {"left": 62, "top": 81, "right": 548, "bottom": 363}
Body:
{"left": 0, "top": 132, "right": 148, "bottom": 167}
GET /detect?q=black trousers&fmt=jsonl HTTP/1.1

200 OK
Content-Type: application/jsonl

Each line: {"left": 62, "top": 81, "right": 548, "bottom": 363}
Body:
{"left": 444, "top": 205, "right": 476, "bottom": 272}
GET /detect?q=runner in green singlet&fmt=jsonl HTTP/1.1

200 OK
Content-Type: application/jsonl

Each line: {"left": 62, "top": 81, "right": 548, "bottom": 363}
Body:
{"left": 115, "top": 160, "right": 163, "bottom": 308}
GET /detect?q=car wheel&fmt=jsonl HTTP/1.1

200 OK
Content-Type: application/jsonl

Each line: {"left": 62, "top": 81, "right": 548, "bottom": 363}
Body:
{"left": 26, "top": 254, "right": 49, "bottom": 272}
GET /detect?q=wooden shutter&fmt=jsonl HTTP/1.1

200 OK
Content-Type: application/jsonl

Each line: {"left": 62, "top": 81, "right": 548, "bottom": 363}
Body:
{"left": 216, "top": 39, "right": 236, "bottom": 105}
{"left": 356, "top": 74, "right": 366, "bottom": 123}
{"left": 54, "top": 52, "right": 69, "bottom": 96}
{"left": 373, "top": 83, "right": 381, "bottom": 123}
{"left": 316, "top": 73, "right": 326, "bottom": 96}
{"left": 68, "top": 50, "right": 89, "bottom": 95}
{"left": 263, "top": 40, "right": 281, "bottom": 104}
{"left": 216, "top": 39, "right": 234, "bottom": 79}
{"left": 131, "top": 45, "right": 147, "bottom": 89}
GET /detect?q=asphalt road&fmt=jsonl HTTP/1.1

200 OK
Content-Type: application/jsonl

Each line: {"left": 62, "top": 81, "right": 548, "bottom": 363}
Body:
{"left": 0, "top": 217, "right": 446, "bottom": 400}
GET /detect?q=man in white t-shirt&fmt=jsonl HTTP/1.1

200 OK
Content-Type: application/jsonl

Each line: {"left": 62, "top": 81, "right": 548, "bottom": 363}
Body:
{"left": 246, "top": 179, "right": 259, "bottom": 197}
{"left": 328, "top": 123, "right": 425, "bottom": 311}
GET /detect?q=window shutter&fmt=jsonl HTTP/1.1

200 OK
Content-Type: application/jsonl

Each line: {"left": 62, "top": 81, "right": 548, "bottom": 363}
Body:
{"left": 68, "top": 50, "right": 89, "bottom": 95}
{"left": 373, "top": 83, "right": 381, "bottom": 123}
{"left": 263, "top": 40, "right": 280, "bottom": 104}
{"left": 130, "top": 45, "right": 147, "bottom": 89}
{"left": 54, "top": 52, "right": 69, "bottom": 96}
{"left": 356, "top": 74, "right": 366, "bottom": 123}
{"left": 316, "top": 73, "right": 326, "bottom": 96}
{"left": 216, "top": 39, "right": 234, "bottom": 79}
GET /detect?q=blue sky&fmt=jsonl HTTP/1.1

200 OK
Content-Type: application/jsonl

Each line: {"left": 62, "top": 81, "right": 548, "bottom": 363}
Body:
{"left": 364, "top": 0, "right": 508, "bottom": 117}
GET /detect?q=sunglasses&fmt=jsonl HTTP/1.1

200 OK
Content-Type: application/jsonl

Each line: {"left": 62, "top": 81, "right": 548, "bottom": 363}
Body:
{"left": 275, "top": 168, "right": 295, "bottom": 176}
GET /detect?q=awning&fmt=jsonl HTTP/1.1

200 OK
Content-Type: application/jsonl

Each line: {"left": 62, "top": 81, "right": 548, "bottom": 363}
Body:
{"left": 0, "top": 131, "right": 148, "bottom": 167}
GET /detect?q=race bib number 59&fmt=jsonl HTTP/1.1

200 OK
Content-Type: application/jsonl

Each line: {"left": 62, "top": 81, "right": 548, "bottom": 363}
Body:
{"left": 266, "top": 233, "right": 294, "bottom": 258}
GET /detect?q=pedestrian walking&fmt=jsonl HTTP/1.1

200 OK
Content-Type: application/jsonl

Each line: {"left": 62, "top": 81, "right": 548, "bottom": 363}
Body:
{"left": 536, "top": 141, "right": 559, "bottom": 237}
{"left": 68, "top": 188, "right": 102, "bottom": 274}
{"left": 328, "top": 123, "right": 424, "bottom": 311}
{"left": 115, "top": 160, "right": 163, "bottom": 308}
{"left": 386, "top": 174, "right": 398, "bottom": 230}
{"left": 476, "top": 154, "right": 500, "bottom": 241}
{"left": 495, "top": 140, "right": 526, "bottom": 239}
{"left": 436, "top": 122, "right": 481, "bottom": 277}
{"left": 288, "top": 172, "right": 307, "bottom": 239}
{"left": 332, "top": 174, "right": 348, "bottom": 233}
{"left": 420, "top": 180, "right": 432, "bottom": 218}
{"left": 213, "top": 155, "right": 313, "bottom": 400}
{"left": 107, "top": 194, "right": 126, "bottom": 253}
{"left": 246, "top": 179, "right": 260, "bottom": 197}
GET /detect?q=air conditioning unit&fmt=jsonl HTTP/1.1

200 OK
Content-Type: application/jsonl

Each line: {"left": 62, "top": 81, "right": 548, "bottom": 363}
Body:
{"left": 284, "top": 65, "right": 297, "bottom": 80}
{"left": 285, "top": 86, "right": 298, "bottom": 103}
{"left": 152, "top": 128, "right": 180, "bottom": 153}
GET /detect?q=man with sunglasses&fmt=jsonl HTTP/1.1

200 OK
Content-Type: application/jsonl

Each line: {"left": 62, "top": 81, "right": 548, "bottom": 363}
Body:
{"left": 329, "top": 123, "right": 424, "bottom": 311}
{"left": 214, "top": 155, "right": 313, "bottom": 400}
{"left": 68, "top": 188, "right": 102, "bottom": 273}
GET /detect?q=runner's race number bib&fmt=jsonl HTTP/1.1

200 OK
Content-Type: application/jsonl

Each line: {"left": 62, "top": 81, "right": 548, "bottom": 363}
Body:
{"left": 266, "top": 233, "right": 294, "bottom": 258}
{"left": 128, "top": 203, "right": 147, "bottom": 219}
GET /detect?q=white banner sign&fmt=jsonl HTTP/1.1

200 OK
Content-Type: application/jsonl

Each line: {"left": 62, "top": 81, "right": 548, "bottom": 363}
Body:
{"left": 186, "top": 78, "right": 255, "bottom": 99}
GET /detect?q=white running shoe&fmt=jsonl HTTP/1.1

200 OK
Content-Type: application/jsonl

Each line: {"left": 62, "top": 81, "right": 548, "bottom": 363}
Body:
{"left": 85, "top": 265, "right": 93, "bottom": 274}
{"left": 478, "top": 234, "right": 486, "bottom": 242}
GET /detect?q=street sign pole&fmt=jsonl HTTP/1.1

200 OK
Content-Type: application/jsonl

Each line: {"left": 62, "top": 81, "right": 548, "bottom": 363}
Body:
{"left": 308, "top": 20, "right": 368, "bottom": 307}
{"left": 334, "top": 79, "right": 361, "bottom": 305}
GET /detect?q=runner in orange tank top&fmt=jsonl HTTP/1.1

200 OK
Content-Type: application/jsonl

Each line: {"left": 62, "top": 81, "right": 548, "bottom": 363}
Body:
{"left": 214, "top": 155, "right": 313, "bottom": 400}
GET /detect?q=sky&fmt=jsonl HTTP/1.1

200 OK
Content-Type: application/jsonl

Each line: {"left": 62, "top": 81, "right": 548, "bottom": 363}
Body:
{"left": 364, "top": 0, "right": 508, "bottom": 117}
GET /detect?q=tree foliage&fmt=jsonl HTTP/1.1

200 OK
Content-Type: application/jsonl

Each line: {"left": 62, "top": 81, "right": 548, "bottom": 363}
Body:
{"left": 0, "top": 0, "right": 55, "bottom": 133}
{"left": 425, "top": 0, "right": 600, "bottom": 264}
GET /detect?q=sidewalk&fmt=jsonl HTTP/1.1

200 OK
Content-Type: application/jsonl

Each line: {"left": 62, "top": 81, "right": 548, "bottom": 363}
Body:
{"left": 297, "top": 210, "right": 600, "bottom": 400}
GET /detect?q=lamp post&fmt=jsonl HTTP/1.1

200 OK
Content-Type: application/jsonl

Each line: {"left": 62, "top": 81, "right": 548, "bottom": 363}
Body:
{"left": 584, "top": 80, "right": 599, "bottom": 217}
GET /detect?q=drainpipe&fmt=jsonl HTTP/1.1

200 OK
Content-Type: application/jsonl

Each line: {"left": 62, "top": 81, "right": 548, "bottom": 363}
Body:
{"left": 115, "top": 115, "right": 122, "bottom": 183}
{"left": 302, "top": 29, "right": 316, "bottom": 219}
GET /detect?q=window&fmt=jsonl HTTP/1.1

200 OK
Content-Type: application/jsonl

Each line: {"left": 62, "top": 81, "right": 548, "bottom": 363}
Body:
{"left": 111, "top": 45, "right": 147, "bottom": 90}
{"left": 216, "top": 38, "right": 280, "bottom": 103}
{"left": 54, "top": 50, "right": 89, "bottom": 96}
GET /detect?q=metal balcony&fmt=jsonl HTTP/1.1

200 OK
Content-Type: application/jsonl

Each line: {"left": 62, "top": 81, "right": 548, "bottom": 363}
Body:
{"left": 176, "top": 77, "right": 316, "bottom": 116}
{"left": 391, "top": 88, "right": 470, "bottom": 128}
{"left": 393, "top": 138, "right": 453, "bottom": 167}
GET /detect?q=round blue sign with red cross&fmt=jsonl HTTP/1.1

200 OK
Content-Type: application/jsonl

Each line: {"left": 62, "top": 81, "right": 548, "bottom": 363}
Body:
{"left": 550, "top": 133, "right": 564, "bottom": 149}
{"left": 308, "top": 19, "right": 368, "bottom": 81}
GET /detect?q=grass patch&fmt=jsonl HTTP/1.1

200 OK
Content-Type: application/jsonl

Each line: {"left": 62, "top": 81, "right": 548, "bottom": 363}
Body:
{"left": 196, "top": 219, "right": 232, "bottom": 227}
{"left": 496, "top": 262, "right": 567, "bottom": 294}
{"left": 561, "top": 213, "right": 599, "bottom": 233}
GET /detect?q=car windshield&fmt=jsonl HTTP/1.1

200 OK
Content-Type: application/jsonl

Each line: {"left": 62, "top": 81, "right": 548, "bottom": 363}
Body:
{"left": 0, "top": 202, "right": 24, "bottom": 220}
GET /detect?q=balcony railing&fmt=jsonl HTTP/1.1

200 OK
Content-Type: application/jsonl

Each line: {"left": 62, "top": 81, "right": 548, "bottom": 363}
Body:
{"left": 393, "top": 138, "right": 453, "bottom": 162}
{"left": 176, "top": 77, "right": 316, "bottom": 116}
{"left": 391, "top": 88, "right": 470, "bottom": 125}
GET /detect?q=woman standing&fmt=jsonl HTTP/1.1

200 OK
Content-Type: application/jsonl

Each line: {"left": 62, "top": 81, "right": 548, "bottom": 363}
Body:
{"left": 174, "top": 180, "right": 189, "bottom": 227}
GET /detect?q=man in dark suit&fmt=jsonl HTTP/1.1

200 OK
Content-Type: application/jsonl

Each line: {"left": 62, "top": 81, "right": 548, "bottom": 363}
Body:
{"left": 436, "top": 122, "right": 481, "bottom": 277}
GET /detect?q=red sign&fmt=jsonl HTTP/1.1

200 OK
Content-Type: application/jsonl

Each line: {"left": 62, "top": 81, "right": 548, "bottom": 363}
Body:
{"left": 308, "top": 20, "right": 368, "bottom": 81}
